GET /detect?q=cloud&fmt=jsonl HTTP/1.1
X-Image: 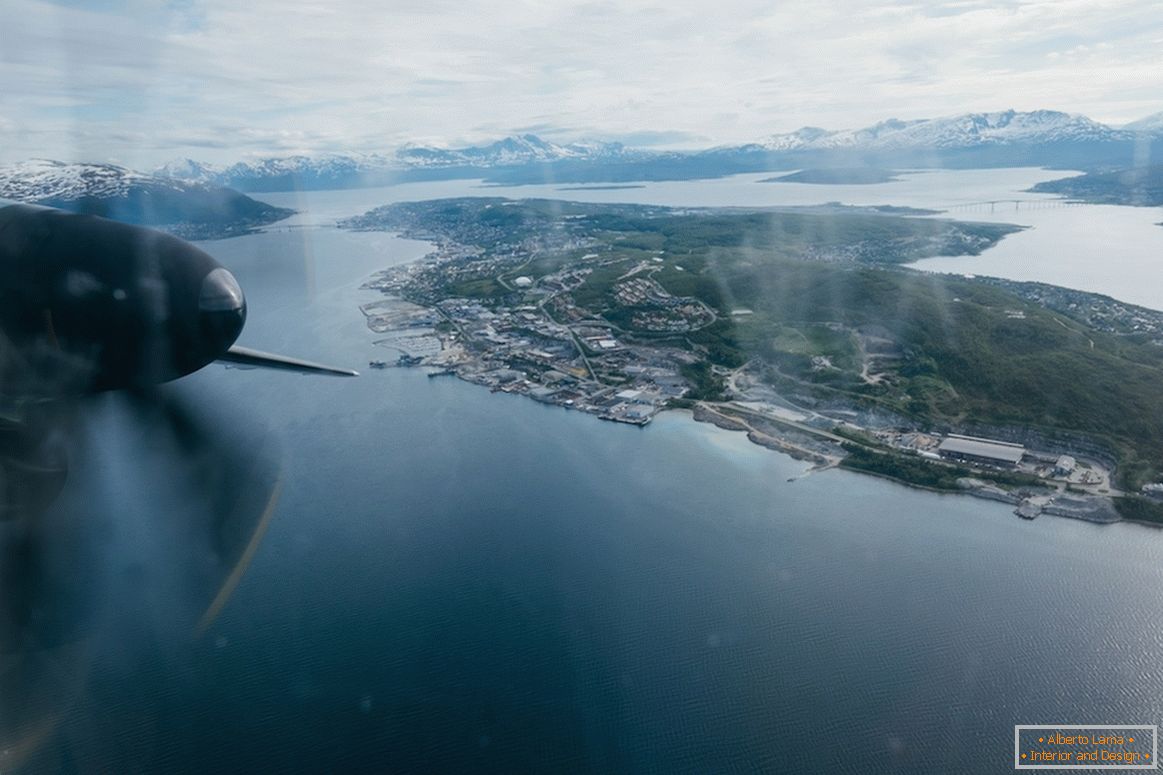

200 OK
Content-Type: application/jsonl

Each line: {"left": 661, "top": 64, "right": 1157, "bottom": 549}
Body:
{"left": 1, "top": 0, "right": 1160, "bottom": 165}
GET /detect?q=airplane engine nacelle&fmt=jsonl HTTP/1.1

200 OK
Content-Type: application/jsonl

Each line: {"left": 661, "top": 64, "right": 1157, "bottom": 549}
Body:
{"left": 0, "top": 205, "right": 246, "bottom": 396}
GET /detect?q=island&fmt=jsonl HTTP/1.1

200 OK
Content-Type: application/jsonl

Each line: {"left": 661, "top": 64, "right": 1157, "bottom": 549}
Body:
{"left": 1030, "top": 165, "right": 1163, "bottom": 207}
{"left": 341, "top": 197, "right": 1163, "bottom": 524}
{"left": 556, "top": 185, "right": 647, "bottom": 191}
{"left": 760, "top": 168, "right": 901, "bottom": 185}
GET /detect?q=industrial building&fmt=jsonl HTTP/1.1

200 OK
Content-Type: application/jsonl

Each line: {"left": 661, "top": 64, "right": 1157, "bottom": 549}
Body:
{"left": 1054, "top": 455, "right": 1077, "bottom": 476}
{"left": 937, "top": 434, "right": 1026, "bottom": 468}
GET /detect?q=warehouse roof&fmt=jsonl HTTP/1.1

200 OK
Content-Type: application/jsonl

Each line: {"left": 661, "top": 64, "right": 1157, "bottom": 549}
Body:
{"left": 937, "top": 434, "right": 1026, "bottom": 465}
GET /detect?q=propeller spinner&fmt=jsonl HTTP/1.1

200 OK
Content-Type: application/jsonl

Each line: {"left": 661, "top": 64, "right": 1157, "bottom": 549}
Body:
{"left": 0, "top": 203, "right": 355, "bottom": 398}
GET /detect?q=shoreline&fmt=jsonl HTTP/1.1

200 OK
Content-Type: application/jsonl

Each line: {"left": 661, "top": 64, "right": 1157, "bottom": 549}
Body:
{"left": 683, "top": 396, "right": 1127, "bottom": 526}
{"left": 383, "top": 351, "right": 1132, "bottom": 527}
{"left": 357, "top": 278, "right": 1132, "bottom": 527}
{"left": 349, "top": 215, "right": 1144, "bottom": 529}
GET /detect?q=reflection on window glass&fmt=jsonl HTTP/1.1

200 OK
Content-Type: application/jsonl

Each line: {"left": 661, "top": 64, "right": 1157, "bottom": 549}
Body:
{"left": 1, "top": 2, "right": 1162, "bottom": 773}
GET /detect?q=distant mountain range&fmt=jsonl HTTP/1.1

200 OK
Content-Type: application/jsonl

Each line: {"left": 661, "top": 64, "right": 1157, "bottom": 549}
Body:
{"left": 155, "top": 135, "right": 640, "bottom": 192}
{"left": 751, "top": 110, "right": 1126, "bottom": 152}
{"left": 682, "top": 109, "right": 1163, "bottom": 183}
{"left": 143, "top": 109, "right": 1163, "bottom": 191}
{"left": 5, "top": 110, "right": 1163, "bottom": 210}
{"left": 0, "top": 159, "right": 293, "bottom": 239}
{"left": 396, "top": 134, "right": 631, "bottom": 168}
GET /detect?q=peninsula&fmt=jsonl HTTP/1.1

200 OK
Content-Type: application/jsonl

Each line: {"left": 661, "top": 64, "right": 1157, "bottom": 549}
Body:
{"left": 1030, "top": 165, "right": 1163, "bottom": 207}
{"left": 342, "top": 197, "right": 1163, "bottom": 523}
{"left": 761, "top": 168, "right": 901, "bottom": 185}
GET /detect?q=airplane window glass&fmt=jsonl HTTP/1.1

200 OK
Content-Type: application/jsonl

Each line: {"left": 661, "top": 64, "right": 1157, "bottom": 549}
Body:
{"left": 2, "top": 2, "right": 1162, "bottom": 773}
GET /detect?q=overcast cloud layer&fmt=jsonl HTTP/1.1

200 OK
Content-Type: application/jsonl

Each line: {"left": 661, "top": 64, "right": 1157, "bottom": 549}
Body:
{"left": 2, "top": 0, "right": 1161, "bottom": 167}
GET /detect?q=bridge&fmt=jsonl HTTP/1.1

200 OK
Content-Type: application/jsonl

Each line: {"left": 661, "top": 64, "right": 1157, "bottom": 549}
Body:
{"left": 941, "top": 198, "right": 1084, "bottom": 214}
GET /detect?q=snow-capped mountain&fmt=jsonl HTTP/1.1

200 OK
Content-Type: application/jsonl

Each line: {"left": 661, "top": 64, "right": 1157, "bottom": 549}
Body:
{"left": 169, "top": 135, "right": 628, "bottom": 184}
{"left": 138, "top": 110, "right": 1163, "bottom": 191}
{"left": 0, "top": 159, "right": 292, "bottom": 238}
{"left": 151, "top": 135, "right": 635, "bottom": 191}
{"left": 396, "top": 134, "right": 628, "bottom": 168}
{"left": 153, "top": 158, "right": 224, "bottom": 184}
{"left": 757, "top": 126, "right": 838, "bottom": 151}
{"left": 0, "top": 159, "right": 194, "bottom": 202}
{"left": 1123, "top": 112, "right": 1163, "bottom": 134}
{"left": 757, "top": 110, "right": 1129, "bottom": 152}
{"left": 220, "top": 153, "right": 395, "bottom": 190}
{"left": 220, "top": 153, "right": 392, "bottom": 182}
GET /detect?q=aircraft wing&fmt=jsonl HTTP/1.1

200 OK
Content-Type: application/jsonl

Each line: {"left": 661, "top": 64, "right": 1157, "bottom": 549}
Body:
{"left": 218, "top": 346, "right": 358, "bottom": 377}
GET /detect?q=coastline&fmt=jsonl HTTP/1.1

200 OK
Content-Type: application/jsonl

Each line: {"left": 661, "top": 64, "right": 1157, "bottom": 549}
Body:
{"left": 364, "top": 320, "right": 1131, "bottom": 528}
{"left": 350, "top": 212, "right": 1144, "bottom": 529}
{"left": 683, "top": 396, "right": 1126, "bottom": 526}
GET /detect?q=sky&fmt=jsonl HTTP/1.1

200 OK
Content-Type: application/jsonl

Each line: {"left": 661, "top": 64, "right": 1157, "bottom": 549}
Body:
{"left": 1, "top": 0, "right": 1161, "bottom": 167}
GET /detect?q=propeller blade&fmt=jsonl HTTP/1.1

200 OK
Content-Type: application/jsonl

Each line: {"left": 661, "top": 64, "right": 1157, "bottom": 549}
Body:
{"left": 115, "top": 385, "right": 286, "bottom": 628}
{"left": 217, "top": 346, "right": 358, "bottom": 377}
